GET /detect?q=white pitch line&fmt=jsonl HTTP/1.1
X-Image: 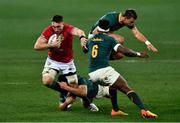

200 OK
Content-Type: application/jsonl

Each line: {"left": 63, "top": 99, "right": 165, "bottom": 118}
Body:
{"left": 118, "top": 59, "right": 180, "bottom": 63}
{"left": 159, "top": 41, "right": 180, "bottom": 45}
{"left": 1, "top": 82, "right": 31, "bottom": 85}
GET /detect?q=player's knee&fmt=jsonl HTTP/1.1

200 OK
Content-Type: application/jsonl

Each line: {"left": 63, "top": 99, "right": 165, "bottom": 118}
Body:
{"left": 112, "top": 77, "right": 131, "bottom": 94}
{"left": 121, "top": 87, "right": 132, "bottom": 94}
{"left": 117, "top": 81, "right": 131, "bottom": 93}
{"left": 42, "top": 74, "right": 54, "bottom": 85}
{"left": 42, "top": 68, "right": 57, "bottom": 85}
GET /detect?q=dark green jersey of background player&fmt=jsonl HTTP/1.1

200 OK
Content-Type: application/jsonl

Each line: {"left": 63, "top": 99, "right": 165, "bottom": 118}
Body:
{"left": 78, "top": 76, "right": 98, "bottom": 100}
{"left": 90, "top": 11, "right": 134, "bottom": 34}
{"left": 87, "top": 33, "right": 118, "bottom": 72}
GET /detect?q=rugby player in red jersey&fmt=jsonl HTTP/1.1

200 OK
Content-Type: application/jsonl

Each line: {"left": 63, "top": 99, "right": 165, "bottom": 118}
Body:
{"left": 34, "top": 15, "right": 87, "bottom": 109}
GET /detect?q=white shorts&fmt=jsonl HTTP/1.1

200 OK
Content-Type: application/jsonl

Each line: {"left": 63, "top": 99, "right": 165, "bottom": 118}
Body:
{"left": 95, "top": 85, "right": 110, "bottom": 99}
{"left": 43, "top": 57, "right": 76, "bottom": 74}
{"left": 88, "top": 66, "right": 120, "bottom": 86}
{"left": 42, "top": 57, "right": 78, "bottom": 84}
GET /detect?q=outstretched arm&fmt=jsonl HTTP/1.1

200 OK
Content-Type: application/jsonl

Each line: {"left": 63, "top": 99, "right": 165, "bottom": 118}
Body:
{"left": 116, "top": 44, "right": 149, "bottom": 58}
{"left": 71, "top": 27, "right": 88, "bottom": 49}
{"left": 131, "top": 27, "right": 158, "bottom": 52}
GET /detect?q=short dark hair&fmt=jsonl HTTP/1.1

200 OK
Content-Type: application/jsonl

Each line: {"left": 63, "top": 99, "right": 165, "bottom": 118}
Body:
{"left": 122, "top": 9, "right": 137, "bottom": 19}
{"left": 51, "top": 15, "right": 63, "bottom": 22}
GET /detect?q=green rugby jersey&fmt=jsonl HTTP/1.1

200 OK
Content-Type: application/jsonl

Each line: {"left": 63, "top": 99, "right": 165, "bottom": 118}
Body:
{"left": 90, "top": 11, "right": 134, "bottom": 33}
{"left": 78, "top": 76, "right": 98, "bottom": 99}
{"left": 87, "top": 33, "right": 118, "bottom": 72}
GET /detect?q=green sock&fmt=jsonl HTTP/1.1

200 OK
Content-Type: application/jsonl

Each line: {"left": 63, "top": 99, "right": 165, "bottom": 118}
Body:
{"left": 59, "top": 91, "right": 68, "bottom": 103}
{"left": 46, "top": 81, "right": 68, "bottom": 103}
{"left": 109, "top": 88, "right": 119, "bottom": 111}
{"left": 46, "top": 81, "right": 62, "bottom": 92}
{"left": 127, "top": 91, "right": 145, "bottom": 110}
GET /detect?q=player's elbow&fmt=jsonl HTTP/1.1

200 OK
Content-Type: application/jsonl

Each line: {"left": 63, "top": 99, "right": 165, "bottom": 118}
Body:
{"left": 34, "top": 42, "right": 41, "bottom": 50}
{"left": 34, "top": 37, "right": 46, "bottom": 50}
{"left": 34, "top": 44, "right": 38, "bottom": 50}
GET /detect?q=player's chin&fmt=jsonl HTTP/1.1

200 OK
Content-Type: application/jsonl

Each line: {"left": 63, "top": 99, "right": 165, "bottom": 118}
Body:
{"left": 54, "top": 30, "right": 61, "bottom": 34}
{"left": 110, "top": 52, "right": 124, "bottom": 60}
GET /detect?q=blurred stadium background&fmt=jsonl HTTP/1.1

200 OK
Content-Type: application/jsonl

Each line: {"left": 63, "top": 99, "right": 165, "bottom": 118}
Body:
{"left": 0, "top": 0, "right": 179, "bottom": 122}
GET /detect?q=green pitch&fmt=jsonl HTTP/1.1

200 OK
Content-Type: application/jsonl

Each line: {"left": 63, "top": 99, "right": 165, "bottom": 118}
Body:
{"left": 0, "top": 0, "right": 179, "bottom": 122}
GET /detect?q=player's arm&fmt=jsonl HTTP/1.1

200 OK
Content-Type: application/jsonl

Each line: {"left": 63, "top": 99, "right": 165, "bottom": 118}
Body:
{"left": 71, "top": 27, "right": 88, "bottom": 49}
{"left": 59, "top": 82, "right": 87, "bottom": 97}
{"left": 115, "top": 44, "right": 149, "bottom": 58}
{"left": 131, "top": 27, "right": 158, "bottom": 52}
{"left": 34, "top": 36, "right": 61, "bottom": 50}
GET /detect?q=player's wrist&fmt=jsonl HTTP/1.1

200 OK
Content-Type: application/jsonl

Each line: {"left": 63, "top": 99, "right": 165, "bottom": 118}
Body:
{"left": 47, "top": 43, "right": 51, "bottom": 48}
{"left": 47, "top": 43, "right": 53, "bottom": 48}
{"left": 136, "top": 52, "right": 141, "bottom": 57}
{"left": 145, "top": 40, "right": 151, "bottom": 45}
{"left": 79, "top": 35, "right": 86, "bottom": 40}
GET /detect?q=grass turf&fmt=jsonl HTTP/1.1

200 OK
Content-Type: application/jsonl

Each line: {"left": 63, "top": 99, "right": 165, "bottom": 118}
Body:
{"left": 0, "top": 0, "right": 180, "bottom": 122}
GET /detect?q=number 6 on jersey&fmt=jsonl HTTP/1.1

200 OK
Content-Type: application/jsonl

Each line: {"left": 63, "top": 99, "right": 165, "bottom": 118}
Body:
{"left": 91, "top": 45, "right": 98, "bottom": 58}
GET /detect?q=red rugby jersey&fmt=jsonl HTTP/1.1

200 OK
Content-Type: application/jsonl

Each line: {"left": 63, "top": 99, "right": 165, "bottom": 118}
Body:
{"left": 41, "top": 23, "right": 75, "bottom": 63}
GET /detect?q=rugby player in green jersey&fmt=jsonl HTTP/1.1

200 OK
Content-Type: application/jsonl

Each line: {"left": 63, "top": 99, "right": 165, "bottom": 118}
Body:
{"left": 88, "top": 9, "right": 158, "bottom": 56}
{"left": 86, "top": 19, "right": 157, "bottom": 118}
{"left": 58, "top": 75, "right": 128, "bottom": 116}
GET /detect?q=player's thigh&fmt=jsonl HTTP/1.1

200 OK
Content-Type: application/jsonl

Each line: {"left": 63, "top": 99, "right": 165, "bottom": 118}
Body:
{"left": 112, "top": 75, "right": 132, "bottom": 94}
{"left": 65, "top": 74, "right": 78, "bottom": 86}
{"left": 60, "top": 60, "right": 77, "bottom": 74}
{"left": 60, "top": 60, "right": 78, "bottom": 85}
{"left": 89, "top": 66, "right": 119, "bottom": 86}
{"left": 42, "top": 58, "right": 59, "bottom": 84}
{"left": 42, "top": 67, "right": 58, "bottom": 84}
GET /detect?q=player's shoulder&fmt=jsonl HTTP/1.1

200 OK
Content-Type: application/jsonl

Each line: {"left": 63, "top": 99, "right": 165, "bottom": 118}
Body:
{"left": 104, "top": 34, "right": 118, "bottom": 44}
{"left": 106, "top": 11, "right": 119, "bottom": 15}
{"left": 94, "top": 34, "right": 116, "bottom": 44}
{"left": 63, "top": 23, "right": 74, "bottom": 33}
{"left": 42, "top": 25, "right": 53, "bottom": 33}
{"left": 94, "top": 33, "right": 112, "bottom": 40}
{"left": 103, "top": 33, "right": 115, "bottom": 40}
{"left": 41, "top": 25, "right": 54, "bottom": 39}
{"left": 63, "top": 23, "right": 74, "bottom": 29}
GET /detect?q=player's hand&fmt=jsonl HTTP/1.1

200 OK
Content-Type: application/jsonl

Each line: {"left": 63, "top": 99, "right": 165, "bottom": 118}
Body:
{"left": 80, "top": 37, "right": 88, "bottom": 53}
{"left": 80, "top": 37, "right": 88, "bottom": 49}
{"left": 147, "top": 44, "right": 158, "bottom": 52}
{"left": 139, "top": 51, "right": 149, "bottom": 58}
{"left": 49, "top": 39, "right": 61, "bottom": 48}
{"left": 59, "top": 82, "right": 68, "bottom": 90}
{"left": 82, "top": 46, "right": 88, "bottom": 53}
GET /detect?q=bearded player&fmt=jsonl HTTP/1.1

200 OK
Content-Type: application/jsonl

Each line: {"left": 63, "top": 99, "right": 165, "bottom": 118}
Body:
{"left": 88, "top": 9, "right": 158, "bottom": 60}
{"left": 34, "top": 15, "right": 87, "bottom": 108}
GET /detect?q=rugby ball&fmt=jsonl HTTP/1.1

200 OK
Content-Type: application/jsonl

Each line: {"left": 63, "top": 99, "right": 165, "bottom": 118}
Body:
{"left": 48, "top": 34, "right": 57, "bottom": 45}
